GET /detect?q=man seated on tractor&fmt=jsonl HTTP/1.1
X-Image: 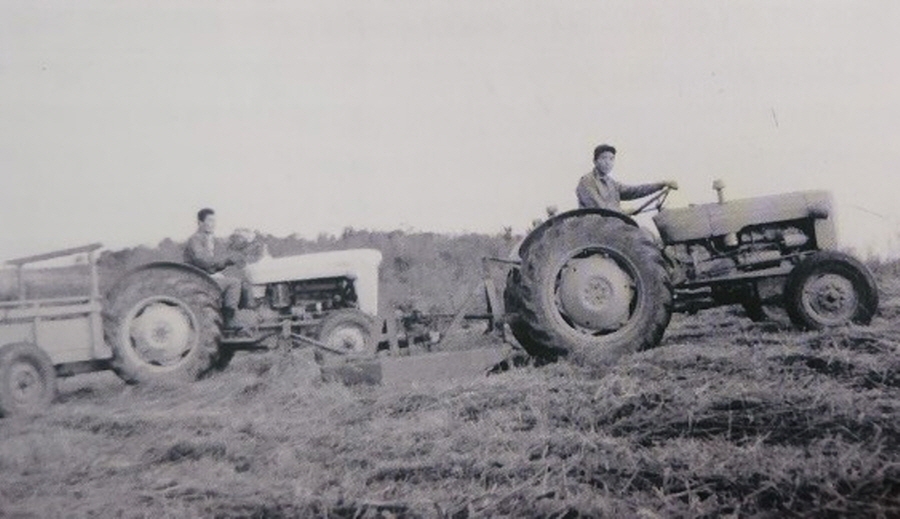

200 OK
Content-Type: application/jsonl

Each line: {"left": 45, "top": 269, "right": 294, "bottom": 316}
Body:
{"left": 184, "top": 208, "right": 245, "bottom": 331}
{"left": 577, "top": 143, "right": 678, "bottom": 211}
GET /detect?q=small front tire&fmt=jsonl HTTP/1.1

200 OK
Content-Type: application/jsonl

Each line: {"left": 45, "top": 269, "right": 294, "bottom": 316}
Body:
{"left": 784, "top": 251, "right": 878, "bottom": 330}
{"left": 318, "top": 309, "right": 378, "bottom": 356}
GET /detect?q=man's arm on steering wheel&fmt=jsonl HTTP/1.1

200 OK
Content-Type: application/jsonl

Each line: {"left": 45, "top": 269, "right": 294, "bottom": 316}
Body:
{"left": 618, "top": 179, "right": 678, "bottom": 200}
{"left": 624, "top": 181, "right": 679, "bottom": 216}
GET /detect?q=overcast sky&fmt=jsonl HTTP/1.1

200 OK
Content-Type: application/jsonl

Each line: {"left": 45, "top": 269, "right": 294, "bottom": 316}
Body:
{"left": 2, "top": 1, "right": 899, "bottom": 260}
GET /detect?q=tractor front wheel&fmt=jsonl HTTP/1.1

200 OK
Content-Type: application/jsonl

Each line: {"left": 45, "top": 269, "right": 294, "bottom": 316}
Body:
{"left": 512, "top": 214, "right": 673, "bottom": 370}
{"left": 318, "top": 309, "right": 378, "bottom": 356}
{"left": 785, "top": 251, "right": 878, "bottom": 330}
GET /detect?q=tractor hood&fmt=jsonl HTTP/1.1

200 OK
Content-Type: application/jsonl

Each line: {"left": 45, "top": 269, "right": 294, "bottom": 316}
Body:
{"left": 244, "top": 248, "right": 382, "bottom": 315}
{"left": 652, "top": 190, "right": 833, "bottom": 243}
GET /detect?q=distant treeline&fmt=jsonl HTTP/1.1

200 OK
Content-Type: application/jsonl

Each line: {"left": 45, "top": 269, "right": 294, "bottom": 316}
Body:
{"left": 97, "top": 228, "right": 521, "bottom": 313}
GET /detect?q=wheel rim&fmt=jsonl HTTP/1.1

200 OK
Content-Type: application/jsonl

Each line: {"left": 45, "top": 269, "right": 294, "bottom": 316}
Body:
{"left": 8, "top": 361, "right": 44, "bottom": 407}
{"left": 324, "top": 324, "right": 370, "bottom": 354}
{"left": 123, "top": 296, "right": 198, "bottom": 369}
{"left": 801, "top": 273, "right": 859, "bottom": 325}
{"left": 552, "top": 249, "right": 638, "bottom": 336}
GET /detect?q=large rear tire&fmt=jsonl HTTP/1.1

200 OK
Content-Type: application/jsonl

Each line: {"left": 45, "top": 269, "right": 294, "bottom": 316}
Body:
{"left": 513, "top": 214, "right": 673, "bottom": 370}
{"left": 0, "top": 343, "right": 56, "bottom": 417}
{"left": 103, "top": 265, "right": 223, "bottom": 385}
{"left": 784, "top": 251, "right": 878, "bottom": 330}
{"left": 503, "top": 268, "right": 542, "bottom": 356}
{"left": 318, "top": 309, "right": 378, "bottom": 356}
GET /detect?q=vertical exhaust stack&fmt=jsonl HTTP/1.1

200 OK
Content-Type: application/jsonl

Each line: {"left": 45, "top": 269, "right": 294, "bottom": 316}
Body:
{"left": 713, "top": 180, "right": 739, "bottom": 247}
{"left": 713, "top": 179, "right": 726, "bottom": 204}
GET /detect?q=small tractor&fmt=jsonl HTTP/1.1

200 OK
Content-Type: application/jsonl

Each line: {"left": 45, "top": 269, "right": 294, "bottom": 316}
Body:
{"left": 0, "top": 243, "right": 393, "bottom": 416}
{"left": 504, "top": 181, "right": 879, "bottom": 370}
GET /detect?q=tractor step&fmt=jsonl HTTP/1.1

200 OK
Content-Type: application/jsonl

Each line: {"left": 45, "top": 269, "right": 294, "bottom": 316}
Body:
{"left": 220, "top": 331, "right": 273, "bottom": 348}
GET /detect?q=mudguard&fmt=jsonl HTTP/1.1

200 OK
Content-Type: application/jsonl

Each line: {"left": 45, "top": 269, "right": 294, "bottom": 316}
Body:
{"left": 107, "top": 262, "right": 221, "bottom": 298}
{"left": 515, "top": 208, "right": 639, "bottom": 260}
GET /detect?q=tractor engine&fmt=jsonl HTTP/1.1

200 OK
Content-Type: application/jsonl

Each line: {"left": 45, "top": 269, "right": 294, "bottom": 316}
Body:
{"left": 653, "top": 189, "right": 836, "bottom": 285}
{"left": 255, "top": 276, "right": 359, "bottom": 317}
{"left": 242, "top": 248, "right": 383, "bottom": 318}
{"left": 663, "top": 223, "right": 814, "bottom": 282}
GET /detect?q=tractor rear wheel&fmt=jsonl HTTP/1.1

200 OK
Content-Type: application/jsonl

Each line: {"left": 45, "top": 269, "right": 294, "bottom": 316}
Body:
{"left": 318, "top": 309, "right": 377, "bottom": 355}
{"left": 513, "top": 214, "right": 673, "bottom": 370}
{"left": 504, "top": 268, "right": 542, "bottom": 357}
{"left": 0, "top": 343, "right": 56, "bottom": 417}
{"left": 785, "top": 251, "right": 878, "bottom": 330}
{"left": 104, "top": 265, "right": 223, "bottom": 384}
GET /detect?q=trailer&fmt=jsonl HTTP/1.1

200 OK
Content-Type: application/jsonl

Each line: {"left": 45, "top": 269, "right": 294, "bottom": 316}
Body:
{"left": 0, "top": 243, "right": 107, "bottom": 416}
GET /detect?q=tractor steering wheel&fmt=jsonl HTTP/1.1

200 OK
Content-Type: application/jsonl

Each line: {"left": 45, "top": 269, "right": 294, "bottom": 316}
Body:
{"left": 628, "top": 186, "right": 673, "bottom": 216}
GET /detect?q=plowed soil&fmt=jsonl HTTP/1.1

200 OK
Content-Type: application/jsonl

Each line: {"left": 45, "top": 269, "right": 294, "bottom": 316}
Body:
{"left": 2, "top": 278, "right": 898, "bottom": 518}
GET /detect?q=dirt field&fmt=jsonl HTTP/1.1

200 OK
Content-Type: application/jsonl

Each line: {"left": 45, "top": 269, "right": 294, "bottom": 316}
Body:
{"left": 1, "top": 272, "right": 898, "bottom": 518}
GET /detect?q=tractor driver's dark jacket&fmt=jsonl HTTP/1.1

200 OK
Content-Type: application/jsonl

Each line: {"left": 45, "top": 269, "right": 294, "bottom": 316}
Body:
{"left": 184, "top": 230, "right": 228, "bottom": 275}
{"left": 576, "top": 169, "right": 665, "bottom": 212}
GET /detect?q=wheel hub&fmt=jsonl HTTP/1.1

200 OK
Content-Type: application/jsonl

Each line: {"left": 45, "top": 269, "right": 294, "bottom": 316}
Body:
{"left": 557, "top": 255, "right": 635, "bottom": 332}
{"left": 325, "top": 326, "right": 368, "bottom": 353}
{"left": 9, "top": 362, "right": 41, "bottom": 405}
{"left": 129, "top": 301, "right": 194, "bottom": 366}
{"left": 802, "top": 273, "right": 858, "bottom": 324}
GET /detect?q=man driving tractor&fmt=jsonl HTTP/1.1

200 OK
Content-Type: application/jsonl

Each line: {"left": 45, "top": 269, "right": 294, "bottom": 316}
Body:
{"left": 577, "top": 143, "right": 678, "bottom": 211}
{"left": 183, "top": 208, "right": 244, "bottom": 330}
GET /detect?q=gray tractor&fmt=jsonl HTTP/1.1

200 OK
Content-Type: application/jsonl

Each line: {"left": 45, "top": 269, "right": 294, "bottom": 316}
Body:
{"left": 504, "top": 181, "right": 879, "bottom": 369}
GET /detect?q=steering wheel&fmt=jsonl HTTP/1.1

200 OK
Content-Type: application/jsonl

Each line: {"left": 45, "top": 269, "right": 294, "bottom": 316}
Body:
{"left": 628, "top": 186, "right": 673, "bottom": 216}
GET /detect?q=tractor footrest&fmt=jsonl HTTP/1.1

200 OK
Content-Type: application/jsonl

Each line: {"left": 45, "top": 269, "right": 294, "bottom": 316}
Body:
{"left": 220, "top": 331, "right": 271, "bottom": 349}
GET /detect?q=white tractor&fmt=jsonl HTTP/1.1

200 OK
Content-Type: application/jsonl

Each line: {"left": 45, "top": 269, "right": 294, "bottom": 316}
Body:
{"left": 102, "top": 238, "right": 386, "bottom": 384}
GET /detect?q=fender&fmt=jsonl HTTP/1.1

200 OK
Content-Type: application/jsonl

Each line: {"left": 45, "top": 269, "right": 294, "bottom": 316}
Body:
{"left": 106, "top": 261, "right": 221, "bottom": 297}
{"left": 517, "top": 208, "right": 639, "bottom": 260}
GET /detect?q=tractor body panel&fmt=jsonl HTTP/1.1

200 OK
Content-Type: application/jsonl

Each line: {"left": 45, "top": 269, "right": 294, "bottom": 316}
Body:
{"left": 244, "top": 248, "right": 382, "bottom": 315}
{"left": 648, "top": 189, "right": 848, "bottom": 314}
{"left": 653, "top": 190, "right": 835, "bottom": 247}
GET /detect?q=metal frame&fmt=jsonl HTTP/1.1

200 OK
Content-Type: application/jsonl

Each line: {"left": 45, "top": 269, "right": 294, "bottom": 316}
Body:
{"left": 220, "top": 255, "right": 519, "bottom": 360}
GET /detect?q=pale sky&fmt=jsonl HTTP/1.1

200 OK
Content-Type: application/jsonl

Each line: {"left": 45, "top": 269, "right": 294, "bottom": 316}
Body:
{"left": 2, "top": 1, "right": 900, "bottom": 259}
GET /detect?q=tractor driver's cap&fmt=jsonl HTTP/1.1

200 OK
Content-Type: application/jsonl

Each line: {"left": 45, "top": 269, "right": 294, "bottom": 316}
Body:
{"left": 593, "top": 144, "right": 617, "bottom": 161}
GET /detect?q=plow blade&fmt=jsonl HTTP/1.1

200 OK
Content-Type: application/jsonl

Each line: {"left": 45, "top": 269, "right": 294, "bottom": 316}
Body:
{"left": 320, "top": 347, "right": 510, "bottom": 385}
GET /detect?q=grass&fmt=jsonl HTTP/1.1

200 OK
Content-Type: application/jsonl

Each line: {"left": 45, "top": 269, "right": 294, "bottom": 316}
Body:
{"left": 0, "top": 254, "right": 898, "bottom": 517}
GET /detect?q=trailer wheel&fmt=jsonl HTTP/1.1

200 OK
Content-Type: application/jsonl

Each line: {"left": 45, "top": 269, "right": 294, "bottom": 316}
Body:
{"left": 515, "top": 214, "right": 673, "bottom": 370}
{"left": 104, "top": 265, "right": 223, "bottom": 384}
{"left": 0, "top": 343, "right": 57, "bottom": 417}
{"left": 318, "top": 309, "right": 377, "bottom": 355}
{"left": 785, "top": 251, "right": 878, "bottom": 330}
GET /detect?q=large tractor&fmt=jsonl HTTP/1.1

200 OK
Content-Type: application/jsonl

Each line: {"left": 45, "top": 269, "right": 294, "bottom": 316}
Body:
{"left": 504, "top": 181, "right": 879, "bottom": 370}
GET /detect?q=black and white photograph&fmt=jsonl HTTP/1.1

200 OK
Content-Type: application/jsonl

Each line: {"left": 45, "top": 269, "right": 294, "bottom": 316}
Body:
{"left": 1, "top": 1, "right": 898, "bottom": 517}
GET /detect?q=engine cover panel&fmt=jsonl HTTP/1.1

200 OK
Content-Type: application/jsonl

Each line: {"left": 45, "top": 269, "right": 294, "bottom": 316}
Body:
{"left": 653, "top": 190, "right": 833, "bottom": 244}
{"left": 244, "top": 249, "right": 383, "bottom": 315}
